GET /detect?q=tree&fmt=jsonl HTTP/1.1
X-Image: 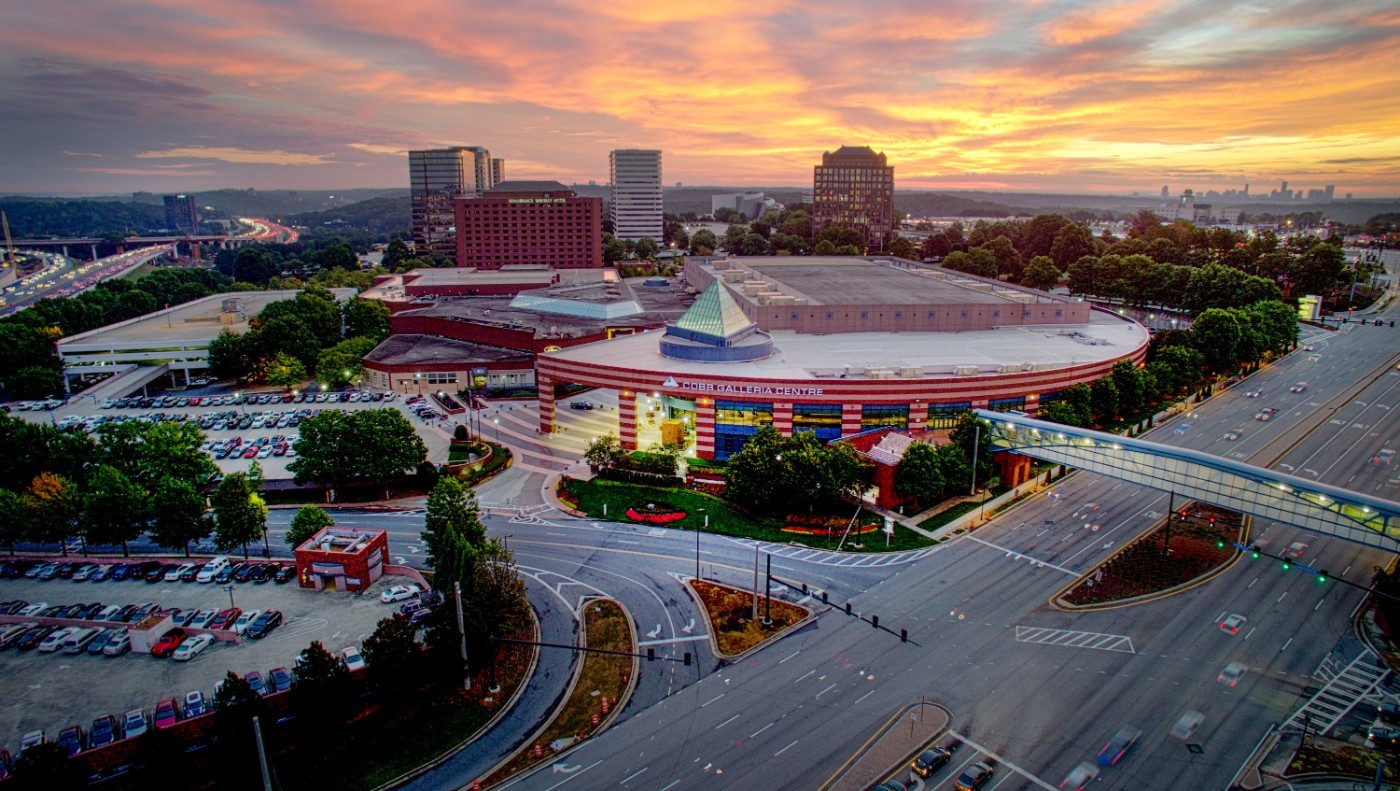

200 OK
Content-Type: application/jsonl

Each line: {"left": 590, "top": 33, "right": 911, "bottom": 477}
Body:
{"left": 633, "top": 237, "right": 658, "bottom": 260}
{"left": 584, "top": 434, "right": 624, "bottom": 469}
{"left": 207, "top": 329, "right": 256, "bottom": 382}
{"left": 288, "top": 409, "right": 356, "bottom": 496}
{"left": 264, "top": 350, "right": 309, "bottom": 389}
{"left": 1050, "top": 223, "right": 1098, "bottom": 270}
{"left": 720, "top": 426, "right": 787, "bottom": 511}
{"left": 80, "top": 465, "right": 148, "bottom": 555}
{"left": 981, "top": 235, "right": 1024, "bottom": 279}
{"left": 948, "top": 413, "right": 993, "bottom": 492}
{"left": 354, "top": 409, "right": 428, "bottom": 499}
{"left": 287, "top": 504, "right": 334, "bottom": 549}
{"left": 459, "top": 538, "right": 531, "bottom": 670}
{"left": 4, "top": 366, "right": 64, "bottom": 399}
{"left": 211, "top": 472, "right": 267, "bottom": 559}
{"left": 1190, "top": 308, "right": 1243, "bottom": 374}
{"left": 602, "top": 235, "right": 627, "bottom": 264}
{"left": 342, "top": 298, "right": 390, "bottom": 341}
{"left": 316, "top": 336, "right": 379, "bottom": 388}
{"left": 131, "top": 421, "right": 218, "bottom": 491}
{"left": 148, "top": 476, "right": 211, "bottom": 557}
{"left": 689, "top": 229, "right": 717, "bottom": 256}
{"left": 12, "top": 740, "right": 85, "bottom": 789}
{"left": 362, "top": 614, "right": 425, "bottom": 700}
{"left": 1021, "top": 256, "right": 1061, "bottom": 290}
{"left": 422, "top": 475, "right": 486, "bottom": 588}
{"left": 382, "top": 238, "right": 412, "bottom": 271}
{"left": 1089, "top": 377, "right": 1120, "bottom": 425}
{"left": 894, "top": 442, "right": 945, "bottom": 505}
{"left": 1110, "top": 360, "right": 1145, "bottom": 417}
{"left": 231, "top": 247, "right": 282, "bottom": 284}
{"left": 0, "top": 488, "right": 31, "bottom": 554}
{"left": 290, "top": 639, "right": 354, "bottom": 754}
{"left": 211, "top": 671, "right": 263, "bottom": 789}
{"left": 311, "top": 242, "right": 357, "bottom": 271}
{"left": 24, "top": 472, "right": 80, "bottom": 555}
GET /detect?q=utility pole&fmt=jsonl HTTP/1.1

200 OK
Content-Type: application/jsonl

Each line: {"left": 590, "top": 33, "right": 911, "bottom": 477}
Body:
{"left": 252, "top": 716, "right": 273, "bottom": 790}
{"left": 752, "top": 543, "right": 760, "bottom": 620}
{"left": 764, "top": 554, "right": 772, "bottom": 625}
{"left": 970, "top": 423, "right": 980, "bottom": 497}
{"left": 1164, "top": 490, "right": 1175, "bottom": 556}
{"left": 454, "top": 580, "right": 471, "bottom": 690}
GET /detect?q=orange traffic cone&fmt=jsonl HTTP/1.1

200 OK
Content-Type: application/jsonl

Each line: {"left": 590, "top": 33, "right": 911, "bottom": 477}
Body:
{"left": 601, "top": 697, "right": 609, "bottom": 715}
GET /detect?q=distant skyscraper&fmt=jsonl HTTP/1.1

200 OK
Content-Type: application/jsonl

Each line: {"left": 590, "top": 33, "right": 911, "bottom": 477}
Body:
{"left": 1324, "top": 184, "right": 1335, "bottom": 201}
{"left": 491, "top": 158, "right": 505, "bottom": 186}
{"left": 163, "top": 194, "right": 198, "bottom": 233}
{"left": 1161, "top": 185, "right": 1170, "bottom": 198}
{"left": 813, "top": 145, "right": 895, "bottom": 250}
{"left": 609, "top": 149, "right": 663, "bottom": 241}
{"left": 409, "top": 147, "right": 500, "bottom": 260}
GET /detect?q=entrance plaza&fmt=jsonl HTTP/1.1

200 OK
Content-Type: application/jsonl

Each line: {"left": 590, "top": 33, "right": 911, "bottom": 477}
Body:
{"left": 538, "top": 258, "right": 1149, "bottom": 460}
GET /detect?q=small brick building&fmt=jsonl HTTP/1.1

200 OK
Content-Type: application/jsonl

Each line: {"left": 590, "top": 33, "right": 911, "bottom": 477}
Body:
{"left": 294, "top": 527, "right": 389, "bottom": 593}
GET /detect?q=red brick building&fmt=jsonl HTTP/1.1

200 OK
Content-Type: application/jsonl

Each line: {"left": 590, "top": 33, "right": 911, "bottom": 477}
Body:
{"left": 455, "top": 181, "right": 603, "bottom": 270}
{"left": 293, "top": 527, "right": 389, "bottom": 593}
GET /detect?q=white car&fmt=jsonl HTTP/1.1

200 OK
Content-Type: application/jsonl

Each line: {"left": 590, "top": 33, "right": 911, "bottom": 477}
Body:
{"left": 123, "top": 709, "right": 148, "bottom": 739}
{"left": 341, "top": 646, "right": 366, "bottom": 672}
{"left": 166, "top": 563, "right": 197, "bottom": 582}
{"left": 38, "top": 627, "right": 78, "bottom": 653}
{"left": 1171, "top": 710, "right": 1204, "bottom": 740}
{"left": 1219, "top": 613, "right": 1247, "bottom": 634}
{"left": 188, "top": 609, "right": 218, "bottom": 629}
{"left": 18, "top": 602, "right": 49, "bottom": 617}
{"left": 381, "top": 584, "right": 424, "bottom": 603}
{"left": 172, "top": 633, "right": 216, "bottom": 661}
{"left": 1218, "top": 661, "right": 1247, "bottom": 687}
{"left": 231, "top": 610, "right": 262, "bottom": 635}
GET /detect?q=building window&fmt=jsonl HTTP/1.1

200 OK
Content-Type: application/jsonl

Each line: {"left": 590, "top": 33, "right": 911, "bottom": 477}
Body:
{"left": 988, "top": 397, "right": 1026, "bottom": 412}
{"left": 926, "top": 402, "right": 972, "bottom": 429}
{"left": 861, "top": 404, "right": 908, "bottom": 430}
{"left": 793, "top": 403, "right": 842, "bottom": 440}
{"left": 426, "top": 373, "right": 458, "bottom": 385}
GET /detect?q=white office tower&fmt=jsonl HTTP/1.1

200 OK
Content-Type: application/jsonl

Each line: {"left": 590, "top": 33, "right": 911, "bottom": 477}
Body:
{"left": 609, "top": 149, "right": 663, "bottom": 242}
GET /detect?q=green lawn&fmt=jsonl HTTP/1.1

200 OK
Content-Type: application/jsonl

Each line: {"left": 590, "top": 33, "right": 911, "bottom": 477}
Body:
{"left": 565, "top": 479, "right": 936, "bottom": 553}
{"left": 119, "top": 262, "right": 160, "bottom": 281}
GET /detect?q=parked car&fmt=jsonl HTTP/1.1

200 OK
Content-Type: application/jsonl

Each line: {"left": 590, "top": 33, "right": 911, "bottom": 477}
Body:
{"left": 62, "top": 627, "right": 103, "bottom": 654}
{"left": 89, "top": 564, "right": 115, "bottom": 582}
{"left": 246, "top": 671, "right": 268, "bottom": 697}
{"left": 56, "top": 724, "right": 84, "bottom": 757}
{"left": 0, "top": 622, "right": 38, "bottom": 650}
{"left": 269, "top": 666, "right": 292, "bottom": 693}
{"left": 233, "top": 563, "right": 258, "bottom": 582}
{"left": 216, "top": 563, "right": 242, "bottom": 584}
{"left": 153, "top": 698, "right": 179, "bottom": 730}
{"left": 103, "top": 631, "right": 131, "bottom": 656}
{"left": 16, "top": 625, "right": 55, "bottom": 650}
{"left": 246, "top": 610, "right": 283, "bottom": 639}
{"left": 88, "top": 715, "right": 118, "bottom": 749}
{"left": 209, "top": 608, "right": 241, "bottom": 631}
{"left": 274, "top": 564, "right": 296, "bottom": 584}
{"left": 178, "top": 564, "right": 201, "bottom": 582}
{"left": 197, "top": 557, "right": 231, "bottom": 583}
{"left": 123, "top": 709, "right": 148, "bottom": 739}
{"left": 18, "top": 730, "right": 44, "bottom": 756}
{"left": 341, "top": 646, "right": 366, "bottom": 672}
{"left": 150, "top": 628, "right": 188, "bottom": 658}
{"left": 232, "top": 610, "right": 261, "bottom": 636}
{"left": 184, "top": 690, "right": 207, "bottom": 718}
{"left": 189, "top": 609, "right": 218, "bottom": 629}
{"left": 72, "top": 563, "right": 99, "bottom": 581}
{"left": 86, "top": 627, "right": 121, "bottom": 655}
{"left": 38, "top": 627, "right": 78, "bottom": 653}
{"left": 173, "top": 632, "right": 216, "bottom": 662}
{"left": 381, "top": 584, "right": 423, "bottom": 603}
{"left": 250, "top": 564, "right": 271, "bottom": 584}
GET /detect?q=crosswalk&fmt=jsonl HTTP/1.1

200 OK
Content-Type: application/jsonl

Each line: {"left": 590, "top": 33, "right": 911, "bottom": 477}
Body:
{"left": 724, "top": 538, "right": 945, "bottom": 568}
{"left": 1013, "top": 625, "right": 1136, "bottom": 653}
{"left": 1281, "top": 648, "right": 1389, "bottom": 736}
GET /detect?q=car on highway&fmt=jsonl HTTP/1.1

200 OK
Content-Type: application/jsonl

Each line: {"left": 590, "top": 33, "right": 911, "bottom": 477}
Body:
{"left": 1061, "top": 762, "right": 1100, "bottom": 790}
{"left": 1375, "top": 448, "right": 1396, "bottom": 465}
{"left": 1245, "top": 388, "right": 1262, "bottom": 398}
{"left": 1254, "top": 407, "right": 1278, "bottom": 421}
{"left": 1095, "top": 726, "right": 1142, "bottom": 766}
{"left": 1219, "top": 613, "right": 1247, "bottom": 634}
{"left": 954, "top": 760, "right": 995, "bottom": 790}
{"left": 1218, "top": 662, "right": 1247, "bottom": 687}
{"left": 1289, "top": 382, "right": 1308, "bottom": 393}
{"left": 1379, "top": 701, "right": 1400, "bottom": 724}
{"left": 1284, "top": 540, "right": 1310, "bottom": 558}
{"left": 381, "top": 584, "right": 424, "bottom": 603}
{"left": 1222, "top": 429, "right": 1244, "bottom": 440}
{"left": 1368, "top": 726, "right": 1400, "bottom": 749}
{"left": 911, "top": 746, "right": 952, "bottom": 777}
{"left": 1171, "top": 710, "right": 1205, "bottom": 740}
{"left": 173, "top": 633, "right": 215, "bottom": 661}
{"left": 1173, "top": 423, "right": 1192, "bottom": 434}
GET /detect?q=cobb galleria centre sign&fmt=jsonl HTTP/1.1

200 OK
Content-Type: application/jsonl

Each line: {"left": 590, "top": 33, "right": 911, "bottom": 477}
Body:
{"left": 662, "top": 376, "right": 825, "bottom": 397}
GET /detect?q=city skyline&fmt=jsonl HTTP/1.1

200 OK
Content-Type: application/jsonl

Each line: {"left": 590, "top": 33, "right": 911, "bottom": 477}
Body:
{"left": 1, "top": 1, "right": 1398, "bottom": 197}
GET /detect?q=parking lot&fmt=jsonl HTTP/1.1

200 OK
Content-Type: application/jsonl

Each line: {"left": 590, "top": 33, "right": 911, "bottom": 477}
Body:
{"left": 10, "top": 383, "right": 455, "bottom": 480}
{"left": 0, "top": 567, "right": 422, "bottom": 755}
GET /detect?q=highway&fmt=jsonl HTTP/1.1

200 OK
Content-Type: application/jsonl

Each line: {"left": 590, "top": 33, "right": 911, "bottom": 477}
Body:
{"left": 0, "top": 245, "right": 173, "bottom": 316}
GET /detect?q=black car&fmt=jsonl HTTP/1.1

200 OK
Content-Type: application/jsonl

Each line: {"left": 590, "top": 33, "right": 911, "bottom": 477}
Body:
{"left": 74, "top": 603, "right": 105, "bottom": 620}
{"left": 179, "top": 565, "right": 200, "bottom": 582}
{"left": 1370, "top": 726, "right": 1400, "bottom": 749}
{"left": 912, "top": 747, "right": 952, "bottom": 777}
{"left": 215, "top": 564, "right": 239, "bottom": 584}
{"left": 1, "top": 561, "right": 34, "bottom": 578}
{"left": 15, "top": 626, "right": 55, "bottom": 651}
{"left": 146, "top": 564, "right": 175, "bottom": 583}
{"left": 273, "top": 565, "right": 295, "bottom": 584}
{"left": 129, "top": 561, "right": 161, "bottom": 581}
{"left": 246, "top": 610, "right": 283, "bottom": 639}
{"left": 0, "top": 601, "right": 27, "bottom": 616}
{"left": 55, "top": 562, "right": 80, "bottom": 579}
{"left": 1380, "top": 702, "right": 1400, "bottom": 724}
{"left": 109, "top": 564, "right": 132, "bottom": 581}
{"left": 250, "top": 565, "right": 272, "bottom": 584}
{"left": 233, "top": 564, "right": 257, "bottom": 583}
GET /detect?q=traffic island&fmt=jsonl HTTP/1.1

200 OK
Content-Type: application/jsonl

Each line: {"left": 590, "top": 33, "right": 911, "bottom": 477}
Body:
{"left": 821, "top": 700, "right": 951, "bottom": 791}
{"left": 1054, "top": 502, "right": 1246, "bottom": 609}
{"left": 687, "top": 579, "right": 813, "bottom": 658}
{"left": 481, "top": 598, "right": 637, "bottom": 787}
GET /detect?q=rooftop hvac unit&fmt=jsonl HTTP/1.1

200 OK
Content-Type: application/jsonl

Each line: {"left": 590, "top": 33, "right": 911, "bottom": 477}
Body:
{"left": 864, "top": 367, "right": 897, "bottom": 379}
{"left": 898, "top": 366, "right": 924, "bottom": 377}
{"left": 1032, "top": 362, "right": 1057, "bottom": 371}
{"left": 771, "top": 296, "right": 796, "bottom": 306}
{"left": 954, "top": 365, "right": 980, "bottom": 376}
{"left": 723, "top": 271, "right": 746, "bottom": 282}
{"left": 999, "top": 363, "right": 1022, "bottom": 373}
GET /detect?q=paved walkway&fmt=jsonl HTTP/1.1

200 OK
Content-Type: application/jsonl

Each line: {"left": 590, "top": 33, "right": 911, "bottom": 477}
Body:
{"left": 827, "top": 701, "right": 949, "bottom": 791}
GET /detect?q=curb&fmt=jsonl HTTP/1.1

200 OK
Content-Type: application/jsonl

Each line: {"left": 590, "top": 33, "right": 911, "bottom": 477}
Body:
{"left": 819, "top": 700, "right": 952, "bottom": 791}
{"left": 375, "top": 612, "right": 542, "bottom": 790}
{"left": 682, "top": 577, "right": 818, "bottom": 665}
{"left": 484, "top": 597, "right": 640, "bottom": 789}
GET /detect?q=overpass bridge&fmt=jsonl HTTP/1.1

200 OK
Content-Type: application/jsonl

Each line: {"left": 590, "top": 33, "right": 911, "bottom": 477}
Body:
{"left": 975, "top": 409, "right": 1400, "bottom": 553}
{"left": 12, "top": 235, "right": 254, "bottom": 260}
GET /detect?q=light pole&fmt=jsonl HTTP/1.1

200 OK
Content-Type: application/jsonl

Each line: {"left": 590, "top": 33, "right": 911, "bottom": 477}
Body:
{"left": 696, "top": 509, "right": 706, "bottom": 580}
{"left": 493, "top": 418, "right": 500, "bottom": 440}
{"left": 222, "top": 584, "right": 236, "bottom": 609}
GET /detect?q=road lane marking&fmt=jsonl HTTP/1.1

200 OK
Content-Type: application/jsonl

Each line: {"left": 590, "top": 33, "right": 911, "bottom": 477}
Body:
{"left": 966, "top": 536, "right": 1077, "bottom": 576}
{"left": 750, "top": 722, "right": 773, "bottom": 738}
{"left": 715, "top": 714, "right": 740, "bottom": 729}
{"left": 815, "top": 683, "right": 838, "bottom": 699}
{"left": 779, "top": 649, "right": 801, "bottom": 664}
{"left": 795, "top": 669, "right": 814, "bottom": 683}
{"left": 701, "top": 693, "right": 725, "bottom": 707}
{"left": 947, "top": 730, "right": 1061, "bottom": 791}
{"left": 1245, "top": 627, "right": 1257, "bottom": 640}
{"left": 619, "top": 767, "right": 647, "bottom": 784}
{"left": 1278, "top": 591, "right": 1288, "bottom": 603}
{"left": 855, "top": 689, "right": 876, "bottom": 704}
{"left": 775, "top": 740, "right": 798, "bottom": 756}
{"left": 543, "top": 759, "right": 603, "bottom": 790}
{"left": 1014, "top": 626, "right": 1134, "bottom": 653}
{"left": 638, "top": 635, "right": 710, "bottom": 646}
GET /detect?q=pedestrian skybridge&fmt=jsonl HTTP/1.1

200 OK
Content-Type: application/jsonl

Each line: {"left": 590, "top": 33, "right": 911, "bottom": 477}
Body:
{"left": 974, "top": 409, "right": 1400, "bottom": 553}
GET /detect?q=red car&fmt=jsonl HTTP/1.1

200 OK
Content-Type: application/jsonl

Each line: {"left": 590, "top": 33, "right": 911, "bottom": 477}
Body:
{"left": 153, "top": 698, "right": 179, "bottom": 730}
{"left": 149, "top": 628, "right": 187, "bottom": 658}
{"left": 209, "top": 608, "right": 241, "bottom": 631}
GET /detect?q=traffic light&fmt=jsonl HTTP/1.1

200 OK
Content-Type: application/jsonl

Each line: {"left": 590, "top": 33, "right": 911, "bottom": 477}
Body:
{"left": 1209, "top": 517, "right": 1216, "bottom": 526}
{"left": 1250, "top": 545, "right": 1261, "bottom": 559}
{"left": 1179, "top": 509, "right": 1188, "bottom": 522}
{"left": 1317, "top": 569, "right": 1329, "bottom": 584}
{"left": 1282, "top": 558, "right": 1293, "bottom": 571}
{"left": 1216, "top": 538, "right": 1226, "bottom": 549}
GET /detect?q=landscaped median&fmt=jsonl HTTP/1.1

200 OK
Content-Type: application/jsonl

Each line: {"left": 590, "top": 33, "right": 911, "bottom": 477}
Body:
{"left": 1054, "top": 501, "right": 1246, "bottom": 609}
{"left": 482, "top": 599, "right": 637, "bottom": 787}
{"left": 688, "top": 579, "right": 813, "bottom": 658}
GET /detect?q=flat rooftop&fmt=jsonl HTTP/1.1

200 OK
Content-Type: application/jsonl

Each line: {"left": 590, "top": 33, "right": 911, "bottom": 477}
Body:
{"left": 58, "top": 289, "right": 356, "bottom": 351}
{"left": 547, "top": 308, "right": 1146, "bottom": 380}
{"left": 710, "top": 257, "right": 1067, "bottom": 307}
{"left": 364, "top": 334, "right": 534, "bottom": 367}
{"left": 402, "top": 266, "right": 606, "bottom": 288}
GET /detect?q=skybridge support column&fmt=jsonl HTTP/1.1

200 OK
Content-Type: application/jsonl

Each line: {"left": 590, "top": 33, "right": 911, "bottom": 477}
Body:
{"left": 773, "top": 402, "right": 793, "bottom": 436}
{"left": 537, "top": 375, "right": 555, "bottom": 435}
{"left": 842, "top": 403, "right": 862, "bottom": 437}
{"left": 618, "top": 392, "right": 638, "bottom": 451}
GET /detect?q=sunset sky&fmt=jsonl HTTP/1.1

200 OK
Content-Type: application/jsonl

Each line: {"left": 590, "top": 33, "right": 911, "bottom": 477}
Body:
{"left": 2, "top": 0, "right": 1398, "bottom": 197}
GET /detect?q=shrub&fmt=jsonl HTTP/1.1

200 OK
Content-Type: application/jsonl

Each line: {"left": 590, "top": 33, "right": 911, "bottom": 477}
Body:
{"left": 453, "top": 424, "right": 469, "bottom": 442}
{"left": 624, "top": 450, "right": 677, "bottom": 475}
{"left": 596, "top": 467, "right": 682, "bottom": 487}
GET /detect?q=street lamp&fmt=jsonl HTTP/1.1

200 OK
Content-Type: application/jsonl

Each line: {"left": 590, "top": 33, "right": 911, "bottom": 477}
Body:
{"left": 222, "top": 584, "right": 236, "bottom": 609}
{"left": 493, "top": 418, "right": 500, "bottom": 440}
{"left": 695, "top": 508, "right": 706, "bottom": 580}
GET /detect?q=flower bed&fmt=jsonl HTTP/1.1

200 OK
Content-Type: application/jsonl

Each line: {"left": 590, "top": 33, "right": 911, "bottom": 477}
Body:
{"left": 625, "top": 508, "right": 686, "bottom": 524}
{"left": 689, "top": 579, "right": 811, "bottom": 656}
{"left": 1063, "top": 503, "right": 1241, "bottom": 605}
